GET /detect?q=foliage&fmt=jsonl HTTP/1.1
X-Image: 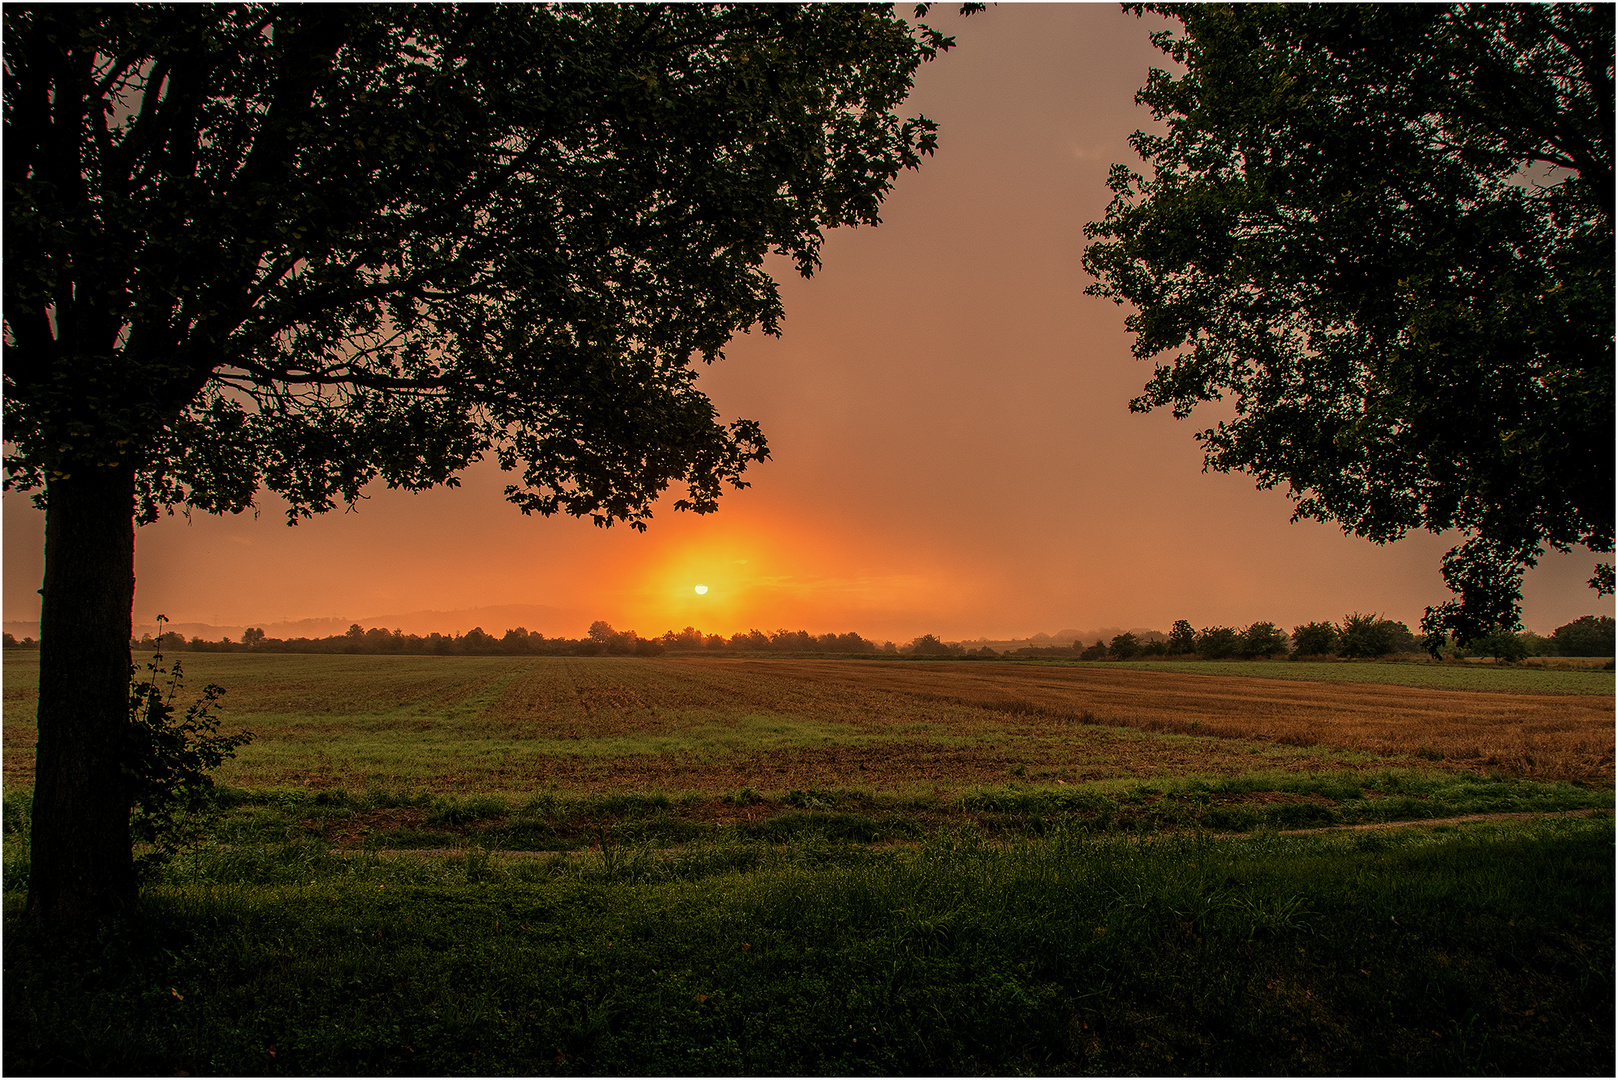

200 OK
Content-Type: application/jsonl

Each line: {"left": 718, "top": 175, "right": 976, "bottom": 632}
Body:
{"left": 1336, "top": 613, "right": 1419, "bottom": 659}
{"left": 1166, "top": 619, "right": 1197, "bottom": 656}
{"left": 1084, "top": 4, "right": 1614, "bottom": 643}
{"left": 1515, "top": 631, "right": 1553, "bottom": 658}
{"left": 1291, "top": 621, "right": 1340, "bottom": 658}
{"left": 124, "top": 639, "right": 253, "bottom": 865}
{"left": 1107, "top": 632, "right": 1140, "bottom": 660}
{"left": 1550, "top": 614, "right": 1616, "bottom": 657}
{"left": 1470, "top": 628, "right": 1532, "bottom": 664}
{"left": 1194, "top": 625, "right": 1241, "bottom": 660}
{"left": 1239, "top": 621, "right": 1288, "bottom": 659}
{"left": 1077, "top": 640, "right": 1109, "bottom": 661}
{"left": 905, "top": 634, "right": 958, "bottom": 657}
{"left": 3, "top": 4, "right": 964, "bottom": 529}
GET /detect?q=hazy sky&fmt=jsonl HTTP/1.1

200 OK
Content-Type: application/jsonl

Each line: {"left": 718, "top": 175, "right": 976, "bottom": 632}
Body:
{"left": 3, "top": 4, "right": 1609, "bottom": 641}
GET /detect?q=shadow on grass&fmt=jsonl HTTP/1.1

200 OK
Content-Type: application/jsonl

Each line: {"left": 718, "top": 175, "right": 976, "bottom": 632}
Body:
{"left": 5, "top": 816, "right": 1613, "bottom": 1075}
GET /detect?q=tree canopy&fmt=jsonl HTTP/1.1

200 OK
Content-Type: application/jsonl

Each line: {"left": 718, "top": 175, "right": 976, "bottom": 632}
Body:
{"left": 1084, "top": 4, "right": 1614, "bottom": 647}
{"left": 3, "top": 2, "right": 962, "bottom": 923}
{"left": 6, "top": 3, "right": 959, "bottom": 528}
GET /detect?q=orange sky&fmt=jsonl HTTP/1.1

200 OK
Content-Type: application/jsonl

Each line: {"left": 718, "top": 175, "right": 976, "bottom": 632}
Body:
{"left": 3, "top": 5, "right": 1609, "bottom": 642}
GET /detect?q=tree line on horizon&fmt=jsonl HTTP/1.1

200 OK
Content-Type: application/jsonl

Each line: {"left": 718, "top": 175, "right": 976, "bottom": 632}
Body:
{"left": 1062, "top": 615, "right": 1614, "bottom": 663}
{"left": 5, "top": 614, "right": 1609, "bottom": 661}
{"left": 63, "top": 621, "right": 901, "bottom": 658}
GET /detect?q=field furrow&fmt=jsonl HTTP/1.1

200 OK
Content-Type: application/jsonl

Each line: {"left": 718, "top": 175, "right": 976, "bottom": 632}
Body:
{"left": 6, "top": 653, "right": 1609, "bottom": 791}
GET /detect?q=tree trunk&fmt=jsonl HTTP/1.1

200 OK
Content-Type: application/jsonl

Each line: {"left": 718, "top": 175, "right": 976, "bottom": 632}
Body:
{"left": 24, "top": 464, "right": 138, "bottom": 923}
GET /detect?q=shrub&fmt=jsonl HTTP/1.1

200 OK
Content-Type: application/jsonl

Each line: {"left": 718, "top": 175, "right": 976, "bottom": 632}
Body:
{"left": 907, "top": 634, "right": 958, "bottom": 657}
{"left": 1108, "top": 633, "right": 1140, "bottom": 660}
{"left": 1516, "top": 631, "right": 1552, "bottom": 657}
{"left": 125, "top": 647, "right": 253, "bottom": 869}
{"left": 1472, "top": 628, "right": 1530, "bottom": 663}
{"left": 1337, "top": 613, "right": 1411, "bottom": 658}
{"left": 1290, "top": 621, "right": 1339, "bottom": 656}
{"left": 1195, "top": 626, "right": 1241, "bottom": 659}
{"left": 1240, "top": 621, "right": 1288, "bottom": 658}
{"left": 1550, "top": 615, "right": 1616, "bottom": 657}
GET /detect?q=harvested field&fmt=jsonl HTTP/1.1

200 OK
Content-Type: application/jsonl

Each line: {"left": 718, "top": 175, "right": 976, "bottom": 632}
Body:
{"left": 1090, "top": 657, "right": 1614, "bottom": 694}
{"left": 5, "top": 653, "right": 1610, "bottom": 791}
{"left": 735, "top": 659, "right": 1615, "bottom": 783}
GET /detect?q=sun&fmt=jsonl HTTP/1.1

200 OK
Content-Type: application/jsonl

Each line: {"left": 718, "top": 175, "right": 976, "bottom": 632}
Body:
{"left": 694, "top": 584, "right": 708, "bottom": 595}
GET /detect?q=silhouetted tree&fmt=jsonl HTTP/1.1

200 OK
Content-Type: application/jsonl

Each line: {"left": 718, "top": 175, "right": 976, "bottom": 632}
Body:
{"left": 1470, "top": 627, "right": 1531, "bottom": 662}
{"left": 1550, "top": 615, "right": 1616, "bottom": 657}
{"left": 662, "top": 626, "right": 705, "bottom": 651}
{"left": 1085, "top": 4, "right": 1614, "bottom": 646}
{"left": 732, "top": 630, "right": 773, "bottom": 652}
{"left": 1108, "top": 632, "right": 1140, "bottom": 660}
{"left": 5, "top": 4, "right": 962, "bottom": 923}
{"left": 1167, "top": 620, "right": 1197, "bottom": 656}
{"left": 1240, "top": 622, "right": 1289, "bottom": 659}
{"left": 907, "top": 634, "right": 956, "bottom": 657}
{"left": 461, "top": 627, "right": 497, "bottom": 652}
{"left": 1291, "top": 622, "right": 1340, "bottom": 657}
{"left": 1337, "top": 613, "right": 1407, "bottom": 659}
{"left": 772, "top": 629, "right": 816, "bottom": 652}
{"left": 1078, "top": 640, "right": 1109, "bottom": 661}
{"left": 1195, "top": 626, "right": 1241, "bottom": 660}
{"left": 846, "top": 632, "right": 876, "bottom": 653}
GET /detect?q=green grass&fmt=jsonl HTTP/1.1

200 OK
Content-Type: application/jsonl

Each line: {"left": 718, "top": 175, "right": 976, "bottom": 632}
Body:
{"left": 1069, "top": 658, "right": 1616, "bottom": 695}
{"left": 6, "top": 815, "right": 1611, "bottom": 1075}
{"left": 5, "top": 652, "right": 1612, "bottom": 1073}
{"left": 7, "top": 770, "right": 1608, "bottom": 897}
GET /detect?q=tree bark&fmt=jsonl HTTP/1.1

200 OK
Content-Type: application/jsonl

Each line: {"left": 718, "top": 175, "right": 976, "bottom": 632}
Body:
{"left": 24, "top": 463, "right": 138, "bottom": 923}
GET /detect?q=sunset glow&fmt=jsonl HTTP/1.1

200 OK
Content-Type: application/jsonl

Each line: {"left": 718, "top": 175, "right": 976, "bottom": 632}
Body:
{"left": 1, "top": 6, "right": 1606, "bottom": 645}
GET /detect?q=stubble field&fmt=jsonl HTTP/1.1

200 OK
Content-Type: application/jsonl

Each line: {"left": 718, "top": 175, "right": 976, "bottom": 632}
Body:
{"left": 4, "top": 652, "right": 1613, "bottom": 1075}
{"left": 6, "top": 652, "right": 1612, "bottom": 796}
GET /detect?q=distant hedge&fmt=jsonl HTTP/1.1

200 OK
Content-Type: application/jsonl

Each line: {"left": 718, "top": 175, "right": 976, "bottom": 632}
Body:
{"left": 1549, "top": 615, "right": 1616, "bottom": 657}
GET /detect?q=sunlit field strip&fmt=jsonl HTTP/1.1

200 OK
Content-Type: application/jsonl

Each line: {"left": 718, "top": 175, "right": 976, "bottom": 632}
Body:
{"left": 1062, "top": 657, "right": 1614, "bottom": 694}
{"left": 5, "top": 653, "right": 1612, "bottom": 791}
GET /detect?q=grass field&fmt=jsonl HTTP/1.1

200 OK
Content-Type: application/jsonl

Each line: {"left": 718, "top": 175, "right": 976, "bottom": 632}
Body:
{"left": 4, "top": 652, "right": 1613, "bottom": 1074}
{"left": 1067, "top": 657, "right": 1616, "bottom": 694}
{"left": 6, "top": 653, "right": 1613, "bottom": 792}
